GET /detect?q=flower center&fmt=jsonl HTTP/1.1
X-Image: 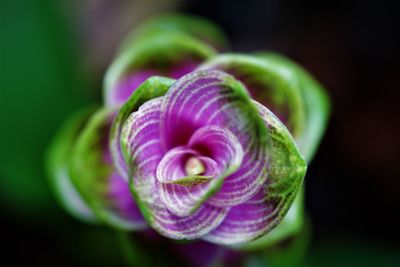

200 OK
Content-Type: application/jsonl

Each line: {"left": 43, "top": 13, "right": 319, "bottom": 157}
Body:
{"left": 184, "top": 156, "right": 205, "bottom": 176}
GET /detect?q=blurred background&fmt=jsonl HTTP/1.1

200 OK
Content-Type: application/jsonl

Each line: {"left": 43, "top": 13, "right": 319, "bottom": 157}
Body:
{"left": 1, "top": 0, "right": 399, "bottom": 266}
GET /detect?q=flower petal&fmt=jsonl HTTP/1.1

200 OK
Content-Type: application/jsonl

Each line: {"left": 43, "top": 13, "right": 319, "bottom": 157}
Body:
{"left": 188, "top": 125, "right": 243, "bottom": 172}
{"left": 70, "top": 107, "right": 146, "bottom": 230}
{"left": 204, "top": 101, "right": 307, "bottom": 245}
{"left": 197, "top": 54, "right": 306, "bottom": 136}
{"left": 104, "top": 31, "right": 216, "bottom": 106}
{"left": 121, "top": 97, "right": 165, "bottom": 208}
{"left": 160, "top": 70, "right": 270, "bottom": 207}
{"left": 150, "top": 204, "right": 228, "bottom": 240}
{"left": 156, "top": 147, "right": 217, "bottom": 184}
{"left": 203, "top": 189, "right": 275, "bottom": 245}
{"left": 235, "top": 188, "right": 304, "bottom": 250}
{"left": 155, "top": 146, "right": 223, "bottom": 217}
{"left": 108, "top": 172, "right": 146, "bottom": 225}
{"left": 110, "top": 77, "right": 175, "bottom": 181}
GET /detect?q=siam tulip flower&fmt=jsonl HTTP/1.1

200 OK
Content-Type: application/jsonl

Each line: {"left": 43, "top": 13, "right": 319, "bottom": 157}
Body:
{"left": 111, "top": 70, "right": 307, "bottom": 244}
{"left": 47, "top": 13, "right": 330, "bottom": 266}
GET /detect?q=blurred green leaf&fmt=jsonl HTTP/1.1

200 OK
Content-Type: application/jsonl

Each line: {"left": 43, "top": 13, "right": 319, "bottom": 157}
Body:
{"left": 0, "top": 0, "right": 91, "bottom": 217}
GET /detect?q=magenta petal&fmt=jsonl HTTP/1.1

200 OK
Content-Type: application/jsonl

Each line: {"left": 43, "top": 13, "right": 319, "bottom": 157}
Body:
{"left": 160, "top": 70, "right": 250, "bottom": 149}
{"left": 156, "top": 146, "right": 222, "bottom": 217}
{"left": 106, "top": 61, "right": 198, "bottom": 107}
{"left": 204, "top": 188, "right": 276, "bottom": 245}
{"left": 206, "top": 146, "right": 268, "bottom": 207}
{"left": 168, "top": 61, "right": 199, "bottom": 79}
{"left": 188, "top": 125, "right": 243, "bottom": 171}
{"left": 204, "top": 101, "right": 307, "bottom": 244}
{"left": 160, "top": 70, "right": 269, "bottom": 208}
{"left": 151, "top": 204, "right": 228, "bottom": 240}
{"left": 108, "top": 172, "right": 146, "bottom": 226}
{"left": 121, "top": 97, "right": 165, "bottom": 207}
{"left": 107, "top": 70, "right": 159, "bottom": 106}
{"left": 156, "top": 146, "right": 218, "bottom": 184}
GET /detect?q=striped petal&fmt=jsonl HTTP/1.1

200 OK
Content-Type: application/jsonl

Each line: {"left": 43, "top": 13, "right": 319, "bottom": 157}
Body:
{"left": 110, "top": 77, "right": 175, "bottom": 181}
{"left": 204, "top": 188, "right": 275, "bottom": 245}
{"left": 159, "top": 70, "right": 270, "bottom": 207}
{"left": 123, "top": 114, "right": 230, "bottom": 239}
{"left": 188, "top": 125, "right": 243, "bottom": 171}
{"left": 204, "top": 101, "right": 307, "bottom": 245}
{"left": 121, "top": 97, "right": 165, "bottom": 208}
{"left": 151, "top": 204, "right": 228, "bottom": 240}
{"left": 156, "top": 126, "right": 243, "bottom": 217}
{"left": 156, "top": 147, "right": 218, "bottom": 184}
{"left": 197, "top": 54, "right": 306, "bottom": 136}
{"left": 70, "top": 107, "right": 146, "bottom": 230}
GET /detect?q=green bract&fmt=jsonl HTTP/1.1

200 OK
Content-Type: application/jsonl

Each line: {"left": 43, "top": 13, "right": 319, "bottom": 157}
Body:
{"left": 197, "top": 54, "right": 306, "bottom": 137}
{"left": 256, "top": 52, "right": 331, "bottom": 161}
{"left": 46, "top": 106, "right": 98, "bottom": 223}
{"left": 119, "top": 13, "right": 229, "bottom": 52}
{"left": 70, "top": 107, "right": 146, "bottom": 230}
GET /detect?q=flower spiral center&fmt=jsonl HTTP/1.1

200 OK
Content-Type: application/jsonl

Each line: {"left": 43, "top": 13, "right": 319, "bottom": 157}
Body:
{"left": 184, "top": 156, "right": 205, "bottom": 176}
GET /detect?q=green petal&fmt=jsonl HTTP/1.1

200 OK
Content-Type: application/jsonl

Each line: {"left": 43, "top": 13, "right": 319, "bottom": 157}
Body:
{"left": 256, "top": 52, "right": 331, "bottom": 162}
{"left": 45, "top": 106, "right": 98, "bottom": 223}
{"left": 119, "top": 13, "right": 229, "bottom": 52}
{"left": 70, "top": 107, "right": 145, "bottom": 230}
{"left": 198, "top": 53, "right": 306, "bottom": 137}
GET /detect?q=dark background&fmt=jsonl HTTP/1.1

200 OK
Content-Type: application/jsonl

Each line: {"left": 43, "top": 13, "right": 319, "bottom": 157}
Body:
{"left": 1, "top": 0, "right": 399, "bottom": 266}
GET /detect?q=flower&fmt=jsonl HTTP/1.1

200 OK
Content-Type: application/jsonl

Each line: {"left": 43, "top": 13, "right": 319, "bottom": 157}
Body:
{"left": 111, "top": 70, "right": 307, "bottom": 244}
{"left": 47, "top": 14, "right": 330, "bottom": 252}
